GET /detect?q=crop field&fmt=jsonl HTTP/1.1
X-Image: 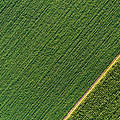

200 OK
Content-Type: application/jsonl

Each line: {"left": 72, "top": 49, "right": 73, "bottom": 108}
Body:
{"left": 68, "top": 57, "right": 120, "bottom": 120}
{"left": 0, "top": 0, "right": 120, "bottom": 120}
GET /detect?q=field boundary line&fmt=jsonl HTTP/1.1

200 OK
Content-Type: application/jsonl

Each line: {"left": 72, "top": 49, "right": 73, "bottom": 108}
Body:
{"left": 63, "top": 54, "right": 120, "bottom": 120}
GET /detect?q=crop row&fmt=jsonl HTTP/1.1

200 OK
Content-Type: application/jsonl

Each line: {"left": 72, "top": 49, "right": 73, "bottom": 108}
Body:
{"left": 0, "top": 0, "right": 116, "bottom": 94}
{"left": 1, "top": 0, "right": 120, "bottom": 120}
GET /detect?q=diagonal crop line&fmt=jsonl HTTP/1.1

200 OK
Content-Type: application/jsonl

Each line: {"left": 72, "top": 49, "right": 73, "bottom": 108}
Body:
{"left": 0, "top": 0, "right": 78, "bottom": 101}
{"left": 56, "top": 0, "right": 110, "bottom": 63}
{"left": 0, "top": 1, "right": 119, "bottom": 120}
{"left": 63, "top": 54, "right": 120, "bottom": 120}
{"left": 0, "top": 0, "right": 76, "bottom": 59}
{"left": 0, "top": 0, "right": 118, "bottom": 119}
{"left": 36, "top": 8, "right": 120, "bottom": 117}
{"left": 0, "top": 0, "right": 88, "bottom": 97}
{"left": 0, "top": 0, "right": 29, "bottom": 34}
{"left": 21, "top": 26, "right": 120, "bottom": 120}
{"left": 0, "top": 0, "right": 18, "bottom": 14}
{"left": 0, "top": 7, "right": 118, "bottom": 118}
{"left": 0, "top": 0, "right": 117, "bottom": 115}
{"left": 41, "top": 36, "right": 120, "bottom": 120}
{"left": 36, "top": 26, "right": 120, "bottom": 120}
{"left": 0, "top": 0, "right": 48, "bottom": 52}
{"left": 0, "top": 0, "right": 76, "bottom": 72}
{"left": 30, "top": 22, "right": 119, "bottom": 119}
{"left": 3, "top": 34, "right": 119, "bottom": 120}
{"left": 0, "top": 0, "right": 23, "bottom": 38}
{"left": 0, "top": 0, "right": 100, "bottom": 62}
{"left": 0, "top": 0, "right": 79, "bottom": 110}
{"left": 0, "top": 3, "right": 51, "bottom": 78}
{"left": 0, "top": 0, "right": 76, "bottom": 54}
{"left": 0, "top": 0, "right": 78, "bottom": 98}
{"left": 35, "top": 11, "right": 120, "bottom": 116}
{"left": 0, "top": 0, "right": 46, "bottom": 53}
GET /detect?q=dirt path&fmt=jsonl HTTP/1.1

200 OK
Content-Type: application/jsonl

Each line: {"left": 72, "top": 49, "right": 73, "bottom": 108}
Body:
{"left": 63, "top": 54, "right": 120, "bottom": 120}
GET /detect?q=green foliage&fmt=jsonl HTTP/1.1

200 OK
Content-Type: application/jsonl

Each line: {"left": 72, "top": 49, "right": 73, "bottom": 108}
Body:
{"left": 68, "top": 60, "right": 120, "bottom": 120}
{"left": 0, "top": 0, "right": 120, "bottom": 120}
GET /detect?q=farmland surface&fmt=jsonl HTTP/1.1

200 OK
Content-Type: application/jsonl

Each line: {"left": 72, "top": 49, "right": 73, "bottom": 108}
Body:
{"left": 68, "top": 57, "right": 120, "bottom": 120}
{"left": 0, "top": 0, "right": 120, "bottom": 120}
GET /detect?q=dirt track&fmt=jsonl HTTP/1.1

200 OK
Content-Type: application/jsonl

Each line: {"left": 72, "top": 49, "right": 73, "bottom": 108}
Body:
{"left": 63, "top": 54, "right": 120, "bottom": 120}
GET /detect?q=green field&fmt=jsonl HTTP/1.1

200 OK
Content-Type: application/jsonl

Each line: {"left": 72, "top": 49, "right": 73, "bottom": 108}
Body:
{"left": 68, "top": 59, "right": 120, "bottom": 120}
{"left": 0, "top": 0, "right": 120, "bottom": 120}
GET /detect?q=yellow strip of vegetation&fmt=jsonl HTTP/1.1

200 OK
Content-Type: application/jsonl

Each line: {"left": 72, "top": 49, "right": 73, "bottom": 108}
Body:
{"left": 63, "top": 54, "right": 120, "bottom": 120}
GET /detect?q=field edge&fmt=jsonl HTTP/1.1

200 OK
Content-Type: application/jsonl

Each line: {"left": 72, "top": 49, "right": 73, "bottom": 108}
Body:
{"left": 63, "top": 54, "right": 120, "bottom": 120}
